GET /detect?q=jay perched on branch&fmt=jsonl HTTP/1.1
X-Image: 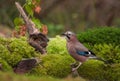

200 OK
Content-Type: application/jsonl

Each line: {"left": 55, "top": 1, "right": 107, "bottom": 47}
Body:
{"left": 61, "top": 31, "right": 108, "bottom": 71}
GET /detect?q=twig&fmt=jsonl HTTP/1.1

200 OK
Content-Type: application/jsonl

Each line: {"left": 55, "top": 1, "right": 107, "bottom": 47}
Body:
{"left": 15, "top": 2, "right": 49, "bottom": 54}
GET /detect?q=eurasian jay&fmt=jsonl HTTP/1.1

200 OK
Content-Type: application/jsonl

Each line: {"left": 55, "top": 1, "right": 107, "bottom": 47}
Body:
{"left": 62, "top": 31, "right": 107, "bottom": 71}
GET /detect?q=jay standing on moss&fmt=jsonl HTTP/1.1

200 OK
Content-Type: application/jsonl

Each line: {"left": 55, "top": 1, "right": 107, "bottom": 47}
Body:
{"left": 61, "top": 31, "right": 107, "bottom": 72}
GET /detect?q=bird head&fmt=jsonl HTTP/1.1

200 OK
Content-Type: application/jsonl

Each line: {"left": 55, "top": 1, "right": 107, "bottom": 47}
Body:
{"left": 61, "top": 31, "right": 77, "bottom": 41}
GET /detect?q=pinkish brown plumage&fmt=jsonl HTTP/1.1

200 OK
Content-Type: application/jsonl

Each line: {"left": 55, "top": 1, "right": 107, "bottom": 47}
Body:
{"left": 62, "top": 31, "right": 107, "bottom": 71}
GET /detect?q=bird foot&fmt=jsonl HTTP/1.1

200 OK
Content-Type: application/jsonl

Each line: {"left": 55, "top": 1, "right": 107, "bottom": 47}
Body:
{"left": 70, "top": 63, "right": 78, "bottom": 72}
{"left": 71, "top": 67, "right": 80, "bottom": 77}
{"left": 70, "top": 63, "right": 77, "bottom": 67}
{"left": 72, "top": 67, "right": 77, "bottom": 72}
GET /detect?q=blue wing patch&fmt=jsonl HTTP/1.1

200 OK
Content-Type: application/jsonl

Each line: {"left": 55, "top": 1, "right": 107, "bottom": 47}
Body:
{"left": 76, "top": 50, "right": 89, "bottom": 56}
{"left": 76, "top": 49, "right": 96, "bottom": 57}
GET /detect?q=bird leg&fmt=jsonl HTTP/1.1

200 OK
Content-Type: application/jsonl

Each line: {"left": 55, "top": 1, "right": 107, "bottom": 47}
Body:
{"left": 71, "top": 62, "right": 82, "bottom": 71}
{"left": 71, "top": 62, "right": 82, "bottom": 72}
{"left": 70, "top": 62, "right": 77, "bottom": 66}
{"left": 70, "top": 62, "right": 81, "bottom": 77}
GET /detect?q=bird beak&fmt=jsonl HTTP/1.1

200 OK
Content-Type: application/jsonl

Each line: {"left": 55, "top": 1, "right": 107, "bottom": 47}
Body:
{"left": 61, "top": 33, "right": 66, "bottom": 37}
{"left": 61, "top": 33, "right": 70, "bottom": 39}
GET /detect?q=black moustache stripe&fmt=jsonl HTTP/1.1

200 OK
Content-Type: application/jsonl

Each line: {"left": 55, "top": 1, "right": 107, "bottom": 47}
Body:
{"left": 66, "top": 35, "right": 70, "bottom": 39}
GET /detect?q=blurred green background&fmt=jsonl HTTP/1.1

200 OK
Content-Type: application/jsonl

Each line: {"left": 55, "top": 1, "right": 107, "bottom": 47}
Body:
{"left": 0, "top": 0, "right": 120, "bottom": 36}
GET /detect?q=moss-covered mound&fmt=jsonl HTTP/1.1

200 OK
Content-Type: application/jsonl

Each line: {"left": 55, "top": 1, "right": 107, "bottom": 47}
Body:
{"left": 47, "top": 36, "right": 68, "bottom": 54}
{"left": 30, "top": 54, "right": 74, "bottom": 78}
{"left": 0, "top": 71, "right": 86, "bottom": 81}
{"left": 0, "top": 37, "right": 37, "bottom": 67}
{"left": 0, "top": 27, "right": 120, "bottom": 81}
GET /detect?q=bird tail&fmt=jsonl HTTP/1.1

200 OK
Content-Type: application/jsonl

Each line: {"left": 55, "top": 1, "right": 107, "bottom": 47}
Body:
{"left": 96, "top": 57, "right": 109, "bottom": 64}
{"left": 89, "top": 56, "right": 109, "bottom": 64}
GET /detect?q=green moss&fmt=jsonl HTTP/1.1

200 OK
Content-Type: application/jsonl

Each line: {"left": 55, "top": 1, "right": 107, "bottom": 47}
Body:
{"left": 92, "top": 44, "right": 120, "bottom": 64}
{"left": 0, "top": 37, "right": 37, "bottom": 67}
{"left": 0, "top": 71, "right": 86, "bottom": 81}
{"left": 77, "top": 27, "right": 120, "bottom": 45}
{"left": 0, "top": 28, "right": 120, "bottom": 81}
{"left": 0, "top": 44, "right": 10, "bottom": 61}
{"left": 30, "top": 54, "right": 75, "bottom": 78}
{"left": 0, "top": 37, "right": 10, "bottom": 45}
{"left": 0, "top": 58, "right": 12, "bottom": 71}
{"left": 47, "top": 36, "right": 68, "bottom": 55}
{"left": 9, "top": 37, "right": 36, "bottom": 58}
{"left": 6, "top": 53, "right": 22, "bottom": 67}
{"left": 78, "top": 60, "right": 105, "bottom": 80}
{"left": 104, "top": 64, "right": 120, "bottom": 81}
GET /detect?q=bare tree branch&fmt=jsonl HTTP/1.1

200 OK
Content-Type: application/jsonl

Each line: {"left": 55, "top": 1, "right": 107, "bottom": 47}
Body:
{"left": 15, "top": 2, "right": 49, "bottom": 54}
{"left": 15, "top": 2, "right": 39, "bottom": 35}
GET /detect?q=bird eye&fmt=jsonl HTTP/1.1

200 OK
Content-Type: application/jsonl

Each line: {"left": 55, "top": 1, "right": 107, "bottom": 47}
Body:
{"left": 68, "top": 34, "right": 71, "bottom": 36}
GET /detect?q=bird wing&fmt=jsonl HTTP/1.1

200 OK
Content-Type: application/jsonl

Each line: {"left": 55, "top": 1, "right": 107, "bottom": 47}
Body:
{"left": 74, "top": 42, "right": 96, "bottom": 57}
{"left": 72, "top": 42, "right": 108, "bottom": 63}
{"left": 76, "top": 49, "right": 96, "bottom": 57}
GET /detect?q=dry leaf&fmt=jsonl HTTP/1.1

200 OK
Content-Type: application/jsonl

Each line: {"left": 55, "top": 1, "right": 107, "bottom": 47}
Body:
{"left": 41, "top": 25, "right": 48, "bottom": 35}
{"left": 34, "top": 6, "right": 41, "bottom": 14}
